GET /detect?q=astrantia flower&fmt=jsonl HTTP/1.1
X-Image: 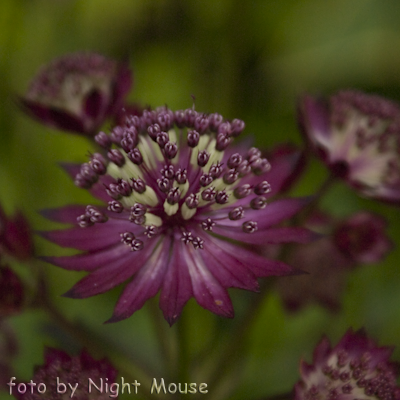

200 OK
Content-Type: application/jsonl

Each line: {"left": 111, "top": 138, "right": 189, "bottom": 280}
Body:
{"left": 276, "top": 211, "right": 392, "bottom": 313}
{"left": 0, "top": 205, "right": 33, "bottom": 261}
{"left": 20, "top": 52, "right": 132, "bottom": 135}
{"left": 14, "top": 348, "right": 117, "bottom": 400}
{"left": 299, "top": 90, "right": 400, "bottom": 203}
{"left": 294, "top": 329, "right": 400, "bottom": 400}
{"left": 42, "top": 107, "right": 312, "bottom": 325}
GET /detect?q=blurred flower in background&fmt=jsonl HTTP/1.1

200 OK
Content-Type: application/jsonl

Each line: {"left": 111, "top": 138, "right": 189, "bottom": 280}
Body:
{"left": 299, "top": 90, "right": 400, "bottom": 203}
{"left": 19, "top": 52, "right": 132, "bottom": 136}
{"left": 294, "top": 329, "right": 400, "bottom": 400}
{"left": 13, "top": 348, "right": 117, "bottom": 400}
{"left": 0, "top": 321, "right": 18, "bottom": 391}
{"left": 276, "top": 211, "right": 392, "bottom": 313}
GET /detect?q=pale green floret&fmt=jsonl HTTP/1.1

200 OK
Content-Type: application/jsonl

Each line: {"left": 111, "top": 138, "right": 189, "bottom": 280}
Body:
{"left": 176, "top": 181, "right": 189, "bottom": 197}
{"left": 144, "top": 213, "right": 163, "bottom": 227}
{"left": 106, "top": 153, "right": 142, "bottom": 181}
{"left": 119, "top": 185, "right": 159, "bottom": 208}
{"left": 138, "top": 135, "right": 164, "bottom": 168}
{"left": 163, "top": 201, "right": 179, "bottom": 216}
{"left": 181, "top": 203, "right": 197, "bottom": 220}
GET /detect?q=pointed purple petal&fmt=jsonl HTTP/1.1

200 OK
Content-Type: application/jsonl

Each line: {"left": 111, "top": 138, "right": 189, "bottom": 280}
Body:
{"left": 107, "top": 237, "right": 171, "bottom": 323}
{"left": 185, "top": 246, "right": 234, "bottom": 318}
{"left": 159, "top": 240, "right": 193, "bottom": 326}
{"left": 212, "top": 226, "right": 317, "bottom": 245}
{"left": 207, "top": 235, "right": 295, "bottom": 277}
{"left": 40, "top": 205, "right": 87, "bottom": 224}
{"left": 63, "top": 241, "right": 157, "bottom": 298}
{"left": 42, "top": 243, "right": 131, "bottom": 271}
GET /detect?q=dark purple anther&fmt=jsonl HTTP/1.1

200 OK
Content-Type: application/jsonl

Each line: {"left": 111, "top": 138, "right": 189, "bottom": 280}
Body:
{"left": 230, "top": 119, "right": 245, "bottom": 137}
{"left": 187, "top": 130, "right": 200, "bottom": 147}
{"left": 194, "top": 114, "right": 209, "bottom": 133}
{"left": 130, "top": 203, "right": 147, "bottom": 217}
{"left": 192, "top": 237, "right": 204, "bottom": 250}
{"left": 142, "top": 110, "right": 156, "bottom": 126}
{"left": 120, "top": 232, "right": 135, "bottom": 245}
{"left": 107, "top": 148, "right": 125, "bottom": 167}
{"left": 247, "top": 147, "right": 261, "bottom": 159}
{"left": 90, "top": 153, "right": 107, "bottom": 175}
{"left": 167, "top": 187, "right": 181, "bottom": 205}
{"left": 209, "top": 161, "right": 223, "bottom": 178}
{"left": 94, "top": 131, "right": 111, "bottom": 149}
{"left": 201, "top": 218, "right": 215, "bottom": 231}
{"left": 157, "top": 177, "right": 172, "bottom": 193}
{"left": 161, "top": 165, "right": 175, "bottom": 179}
{"left": 223, "top": 169, "right": 239, "bottom": 185}
{"left": 127, "top": 148, "right": 143, "bottom": 165}
{"left": 184, "top": 108, "right": 197, "bottom": 127}
{"left": 228, "top": 206, "right": 244, "bottom": 221}
{"left": 175, "top": 168, "right": 187, "bottom": 184}
{"left": 157, "top": 111, "right": 173, "bottom": 131}
{"left": 250, "top": 196, "right": 267, "bottom": 210}
{"left": 164, "top": 142, "right": 178, "bottom": 159}
{"left": 144, "top": 225, "right": 158, "bottom": 238}
{"left": 74, "top": 173, "right": 92, "bottom": 189}
{"left": 130, "top": 215, "right": 146, "bottom": 225}
{"left": 242, "top": 221, "right": 258, "bottom": 233}
{"left": 156, "top": 132, "right": 169, "bottom": 148}
{"left": 131, "top": 238, "right": 144, "bottom": 251}
{"left": 86, "top": 206, "right": 108, "bottom": 223}
{"left": 181, "top": 231, "right": 193, "bottom": 244}
{"left": 199, "top": 173, "right": 213, "bottom": 187}
{"left": 107, "top": 200, "right": 123, "bottom": 213}
{"left": 208, "top": 113, "right": 223, "bottom": 131}
{"left": 197, "top": 150, "right": 210, "bottom": 167}
{"left": 147, "top": 123, "right": 161, "bottom": 140}
{"left": 217, "top": 122, "right": 231, "bottom": 136}
{"left": 252, "top": 158, "right": 271, "bottom": 175}
{"left": 131, "top": 178, "right": 146, "bottom": 194}
{"left": 234, "top": 184, "right": 252, "bottom": 199}
{"left": 80, "top": 163, "right": 98, "bottom": 183}
{"left": 110, "top": 126, "right": 125, "bottom": 144}
{"left": 174, "top": 110, "right": 185, "bottom": 128}
{"left": 77, "top": 214, "right": 93, "bottom": 228}
{"left": 254, "top": 181, "right": 271, "bottom": 195}
{"left": 201, "top": 187, "right": 216, "bottom": 201}
{"left": 216, "top": 133, "right": 231, "bottom": 151}
{"left": 227, "top": 153, "right": 242, "bottom": 169}
{"left": 237, "top": 160, "right": 251, "bottom": 177}
{"left": 120, "top": 131, "right": 138, "bottom": 152}
{"left": 185, "top": 194, "right": 199, "bottom": 209}
{"left": 105, "top": 183, "right": 121, "bottom": 200}
{"left": 117, "top": 179, "right": 132, "bottom": 196}
{"left": 215, "top": 190, "right": 229, "bottom": 204}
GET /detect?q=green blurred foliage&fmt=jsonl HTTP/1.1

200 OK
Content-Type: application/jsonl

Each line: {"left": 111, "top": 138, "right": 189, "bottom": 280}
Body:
{"left": 1, "top": 1, "right": 400, "bottom": 399}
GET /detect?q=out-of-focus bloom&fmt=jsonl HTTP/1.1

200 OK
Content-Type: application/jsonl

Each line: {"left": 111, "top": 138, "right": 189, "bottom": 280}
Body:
{"left": 20, "top": 52, "right": 132, "bottom": 135}
{"left": 0, "top": 321, "right": 18, "bottom": 391}
{"left": 41, "top": 107, "right": 313, "bottom": 325}
{"left": 0, "top": 266, "right": 24, "bottom": 317}
{"left": 0, "top": 206, "right": 33, "bottom": 261}
{"left": 294, "top": 329, "right": 400, "bottom": 400}
{"left": 276, "top": 211, "right": 392, "bottom": 313}
{"left": 14, "top": 348, "right": 117, "bottom": 400}
{"left": 333, "top": 212, "right": 393, "bottom": 264}
{"left": 299, "top": 90, "right": 400, "bottom": 203}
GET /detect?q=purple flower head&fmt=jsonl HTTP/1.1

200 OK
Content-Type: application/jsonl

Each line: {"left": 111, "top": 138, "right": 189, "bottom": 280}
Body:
{"left": 294, "top": 329, "right": 400, "bottom": 400}
{"left": 299, "top": 90, "right": 400, "bottom": 203}
{"left": 14, "top": 348, "right": 117, "bottom": 400}
{"left": 0, "top": 265, "right": 24, "bottom": 317}
{"left": 333, "top": 211, "right": 393, "bottom": 264}
{"left": 0, "top": 206, "right": 34, "bottom": 261}
{"left": 20, "top": 52, "right": 132, "bottom": 135}
{"left": 276, "top": 210, "right": 392, "bottom": 313}
{"left": 42, "top": 107, "right": 313, "bottom": 325}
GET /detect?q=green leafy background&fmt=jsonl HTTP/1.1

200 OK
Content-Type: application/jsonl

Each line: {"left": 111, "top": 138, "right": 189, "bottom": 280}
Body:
{"left": 1, "top": 1, "right": 400, "bottom": 399}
